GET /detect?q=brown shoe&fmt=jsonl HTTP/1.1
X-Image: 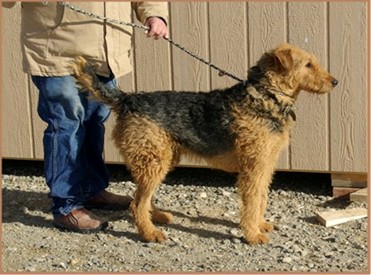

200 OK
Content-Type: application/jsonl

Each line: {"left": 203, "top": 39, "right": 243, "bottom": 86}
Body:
{"left": 84, "top": 190, "right": 133, "bottom": 211}
{"left": 53, "top": 208, "right": 108, "bottom": 233}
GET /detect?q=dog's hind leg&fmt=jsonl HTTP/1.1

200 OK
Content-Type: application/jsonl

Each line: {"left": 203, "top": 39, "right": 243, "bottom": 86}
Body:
{"left": 119, "top": 117, "right": 176, "bottom": 242}
{"left": 128, "top": 149, "right": 175, "bottom": 242}
{"left": 130, "top": 175, "right": 168, "bottom": 243}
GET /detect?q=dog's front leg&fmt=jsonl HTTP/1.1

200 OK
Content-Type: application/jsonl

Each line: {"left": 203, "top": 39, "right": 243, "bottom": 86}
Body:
{"left": 237, "top": 161, "right": 274, "bottom": 245}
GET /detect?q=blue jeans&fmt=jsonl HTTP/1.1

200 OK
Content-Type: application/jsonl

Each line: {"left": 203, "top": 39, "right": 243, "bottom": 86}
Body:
{"left": 32, "top": 75, "right": 114, "bottom": 216}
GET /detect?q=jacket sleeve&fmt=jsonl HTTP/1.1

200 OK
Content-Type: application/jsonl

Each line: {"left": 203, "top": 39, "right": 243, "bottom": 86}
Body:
{"left": 131, "top": 2, "right": 169, "bottom": 25}
{"left": 2, "top": 2, "right": 19, "bottom": 8}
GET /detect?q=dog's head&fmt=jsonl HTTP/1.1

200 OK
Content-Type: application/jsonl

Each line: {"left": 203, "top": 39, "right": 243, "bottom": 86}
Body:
{"left": 251, "top": 43, "right": 338, "bottom": 97}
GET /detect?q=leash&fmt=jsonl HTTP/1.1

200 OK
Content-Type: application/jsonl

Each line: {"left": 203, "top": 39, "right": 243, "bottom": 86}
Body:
{"left": 57, "top": 2, "right": 244, "bottom": 83}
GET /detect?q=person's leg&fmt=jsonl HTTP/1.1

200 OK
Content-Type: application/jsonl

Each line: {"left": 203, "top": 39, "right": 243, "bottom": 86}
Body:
{"left": 32, "top": 75, "right": 110, "bottom": 215}
{"left": 33, "top": 75, "right": 131, "bottom": 221}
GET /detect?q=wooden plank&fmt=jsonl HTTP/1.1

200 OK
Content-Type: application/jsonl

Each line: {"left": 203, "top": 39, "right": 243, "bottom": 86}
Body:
{"left": 2, "top": 6, "right": 34, "bottom": 158}
{"left": 132, "top": 9, "right": 171, "bottom": 92}
{"left": 329, "top": 2, "right": 367, "bottom": 173}
{"left": 248, "top": 2, "right": 286, "bottom": 65}
{"left": 332, "top": 173, "right": 367, "bottom": 182}
{"left": 170, "top": 2, "right": 209, "bottom": 92}
{"left": 332, "top": 180, "right": 367, "bottom": 188}
{"left": 288, "top": 2, "right": 329, "bottom": 171}
{"left": 208, "top": 2, "right": 247, "bottom": 90}
{"left": 28, "top": 76, "right": 46, "bottom": 160}
{"left": 349, "top": 188, "right": 368, "bottom": 203}
{"left": 316, "top": 208, "right": 367, "bottom": 227}
{"left": 104, "top": 115, "right": 125, "bottom": 164}
{"left": 248, "top": 2, "right": 289, "bottom": 170}
{"left": 332, "top": 172, "right": 367, "bottom": 188}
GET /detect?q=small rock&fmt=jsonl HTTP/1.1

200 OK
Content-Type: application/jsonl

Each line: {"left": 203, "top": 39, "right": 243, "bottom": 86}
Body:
{"left": 25, "top": 265, "right": 36, "bottom": 272}
{"left": 222, "top": 191, "right": 231, "bottom": 197}
{"left": 199, "top": 192, "right": 207, "bottom": 198}
{"left": 324, "top": 237, "right": 336, "bottom": 243}
{"left": 279, "top": 190, "right": 288, "bottom": 196}
{"left": 300, "top": 250, "right": 308, "bottom": 257}
{"left": 223, "top": 239, "right": 231, "bottom": 245}
{"left": 69, "top": 259, "right": 79, "bottom": 266}
{"left": 292, "top": 244, "right": 301, "bottom": 253}
{"left": 282, "top": 257, "right": 292, "bottom": 263}
{"left": 230, "top": 228, "right": 240, "bottom": 236}
{"left": 325, "top": 252, "right": 333, "bottom": 258}
{"left": 59, "top": 262, "right": 67, "bottom": 269}
{"left": 318, "top": 195, "right": 328, "bottom": 201}
{"left": 273, "top": 224, "right": 281, "bottom": 231}
{"left": 232, "top": 238, "right": 241, "bottom": 244}
{"left": 22, "top": 207, "right": 30, "bottom": 214}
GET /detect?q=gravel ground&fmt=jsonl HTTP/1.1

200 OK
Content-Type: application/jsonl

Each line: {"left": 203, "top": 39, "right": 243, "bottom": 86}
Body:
{"left": 1, "top": 160, "right": 368, "bottom": 273}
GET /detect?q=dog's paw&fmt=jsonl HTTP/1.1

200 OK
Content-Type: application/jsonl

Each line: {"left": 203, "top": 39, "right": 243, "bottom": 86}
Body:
{"left": 141, "top": 229, "right": 167, "bottom": 243}
{"left": 259, "top": 221, "right": 274, "bottom": 233}
{"left": 152, "top": 210, "right": 173, "bottom": 224}
{"left": 244, "top": 231, "right": 270, "bottom": 245}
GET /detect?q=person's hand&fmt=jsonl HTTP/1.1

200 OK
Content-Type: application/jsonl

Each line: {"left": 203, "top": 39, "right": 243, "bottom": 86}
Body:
{"left": 144, "top": 17, "right": 169, "bottom": 39}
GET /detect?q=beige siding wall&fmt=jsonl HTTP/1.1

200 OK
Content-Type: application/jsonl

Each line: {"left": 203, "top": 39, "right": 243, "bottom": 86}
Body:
{"left": 1, "top": 2, "right": 368, "bottom": 173}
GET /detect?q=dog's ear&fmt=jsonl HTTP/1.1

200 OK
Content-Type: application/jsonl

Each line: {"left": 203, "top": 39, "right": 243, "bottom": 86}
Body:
{"left": 271, "top": 49, "right": 294, "bottom": 73}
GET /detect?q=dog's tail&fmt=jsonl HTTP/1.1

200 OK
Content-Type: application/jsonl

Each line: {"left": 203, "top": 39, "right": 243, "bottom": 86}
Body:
{"left": 72, "top": 57, "right": 124, "bottom": 107}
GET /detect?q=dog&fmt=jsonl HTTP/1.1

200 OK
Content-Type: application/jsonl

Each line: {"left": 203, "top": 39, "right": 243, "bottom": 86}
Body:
{"left": 73, "top": 43, "right": 338, "bottom": 245}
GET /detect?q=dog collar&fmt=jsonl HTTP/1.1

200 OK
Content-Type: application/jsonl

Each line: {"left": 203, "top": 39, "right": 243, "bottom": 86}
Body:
{"left": 261, "top": 87, "right": 297, "bottom": 122}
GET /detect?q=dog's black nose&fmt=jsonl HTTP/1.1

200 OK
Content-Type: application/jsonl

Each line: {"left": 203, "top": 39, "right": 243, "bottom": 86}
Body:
{"left": 332, "top": 79, "right": 339, "bottom": 87}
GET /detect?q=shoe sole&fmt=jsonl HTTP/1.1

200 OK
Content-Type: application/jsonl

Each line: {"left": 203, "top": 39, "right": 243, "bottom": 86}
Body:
{"left": 53, "top": 220, "right": 109, "bottom": 234}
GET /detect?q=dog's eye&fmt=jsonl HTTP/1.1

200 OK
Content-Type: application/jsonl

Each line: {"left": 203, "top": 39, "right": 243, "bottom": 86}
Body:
{"left": 305, "top": 62, "right": 312, "bottom": 68}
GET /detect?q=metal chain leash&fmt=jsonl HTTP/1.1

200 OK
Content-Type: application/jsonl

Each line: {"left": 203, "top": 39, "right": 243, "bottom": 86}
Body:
{"left": 57, "top": 2, "right": 244, "bottom": 83}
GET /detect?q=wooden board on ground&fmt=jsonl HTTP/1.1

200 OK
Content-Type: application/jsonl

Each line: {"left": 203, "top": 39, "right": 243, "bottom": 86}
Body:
{"left": 350, "top": 188, "right": 368, "bottom": 203}
{"left": 316, "top": 208, "right": 368, "bottom": 227}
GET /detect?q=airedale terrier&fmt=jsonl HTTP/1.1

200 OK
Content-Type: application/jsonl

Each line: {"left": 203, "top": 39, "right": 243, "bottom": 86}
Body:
{"left": 73, "top": 43, "right": 338, "bottom": 245}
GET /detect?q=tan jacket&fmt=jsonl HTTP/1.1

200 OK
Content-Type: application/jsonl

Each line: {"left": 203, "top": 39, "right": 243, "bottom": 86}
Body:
{"left": 3, "top": 2, "right": 168, "bottom": 78}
